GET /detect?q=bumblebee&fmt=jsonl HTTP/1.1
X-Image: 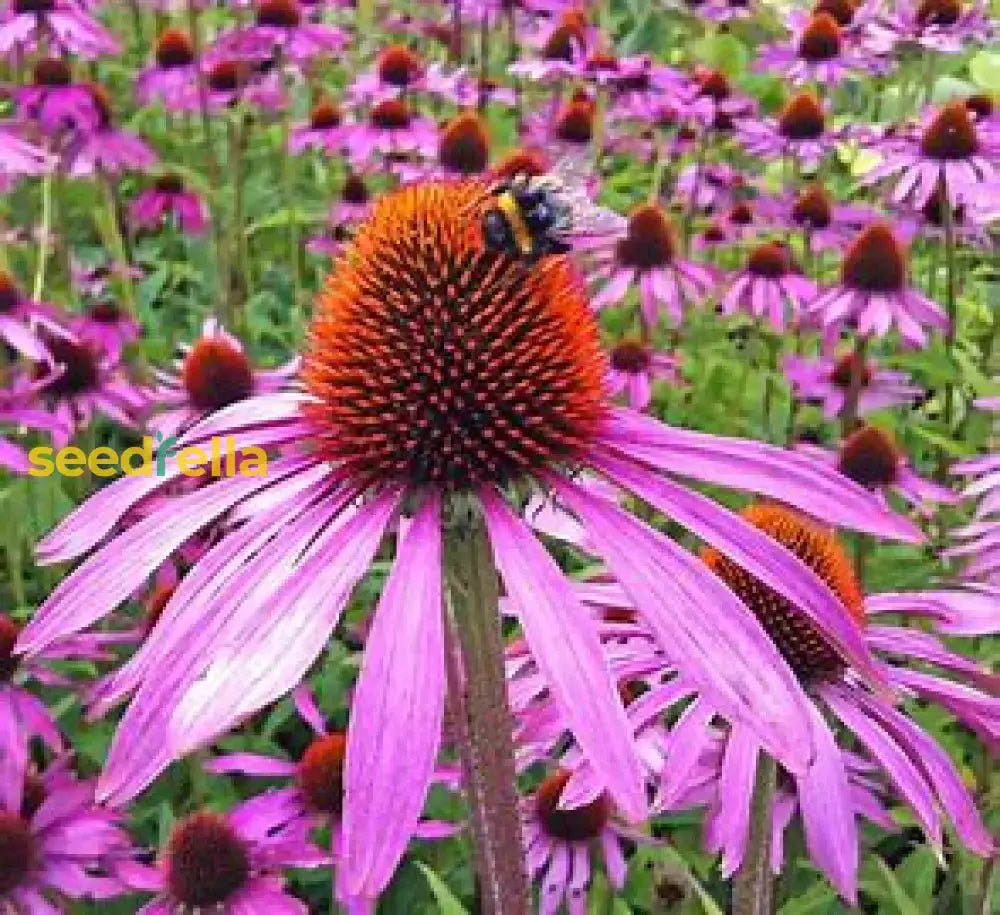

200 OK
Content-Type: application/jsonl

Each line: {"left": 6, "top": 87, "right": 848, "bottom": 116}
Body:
{"left": 481, "top": 157, "right": 626, "bottom": 262}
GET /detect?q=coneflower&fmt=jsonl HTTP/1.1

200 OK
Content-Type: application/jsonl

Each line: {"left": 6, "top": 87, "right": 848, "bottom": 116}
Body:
{"left": 592, "top": 203, "right": 716, "bottom": 327}
{"left": 598, "top": 505, "right": 996, "bottom": 900}
{"left": 862, "top": 101, "right": 999, "bottom": 210}
{"left": 783, "top": 350, "right": 921, "bottom": 418}
{"left": 805, "top": 222, "right": 948, "bottom": 346}
{"left": 20, "top": 180, "right": 920, "bottom": 910}
{"left": 146, "top": 317, "right": 299, "bottom": 438}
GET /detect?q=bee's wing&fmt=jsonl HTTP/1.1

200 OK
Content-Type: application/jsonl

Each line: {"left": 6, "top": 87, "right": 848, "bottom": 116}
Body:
{"left": 547, "top": 154, "right": 628, "bottom": 239}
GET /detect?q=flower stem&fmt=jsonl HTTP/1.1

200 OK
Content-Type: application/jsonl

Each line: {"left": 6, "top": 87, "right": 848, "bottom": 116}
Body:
{"left": 186, "top": 0, "right": 231, "bottom": 324}
{"left": 732, "top": 754, "right": 777, "bottom": 915}
{"left": 939, "top": 186, "right": 958, "bottom": 481}
{"left": 99, "top": 174, "right": 137, "bottom": 318}
{"left": 32, "top": 168, "right": 52, "bottom": 302}
{"left": 444, "top": 507, "right": 530, "bottom": 915}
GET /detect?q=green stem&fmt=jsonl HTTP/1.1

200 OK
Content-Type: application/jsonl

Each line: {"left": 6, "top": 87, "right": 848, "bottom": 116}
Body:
{"left": 279, "top": 76, "right": 302, "bottom": 318}
{"left": 939, "top": 186, "right": 958, "bottom": 481}
{"left": 444, "top": 506, "right": 531, "bottom": 915}
{"left": 32, "top": 169, "right": 53, "bottom": 302}
{"left": 732, "top": 754, "right": 777, "bottom": 915}
{"left": 186, "top": 0, "right": 230, "bottom": 322}
{"left": 100, "top": 175, "right": 137, "bottom": 318}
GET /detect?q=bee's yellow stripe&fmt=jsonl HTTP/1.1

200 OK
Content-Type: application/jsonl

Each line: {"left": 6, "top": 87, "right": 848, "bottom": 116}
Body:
{"left": 496, "top": 193, "right": 534, "bottom": 256}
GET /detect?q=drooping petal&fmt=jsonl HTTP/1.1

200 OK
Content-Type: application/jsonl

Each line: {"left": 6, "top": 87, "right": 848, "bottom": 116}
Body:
{"left": 550, "top": 474, "right": 815, "bottom": 775}
{"left": 587, "top": 448, "right": 884, "bottom": 688}
{"left": 342, "top": 493, "right": 446, "bottom": 897}
{"left": 480, "top": 488, "right": 646, "bottom": 819}
{"left": 794, "top": 704, "right": 858, "bottom": 902}
{"left": 820, "top": 683, "right": 942, "bottom": 851}
{"left": 98, "top": 489, "right": 399, "bottom": 805}
{"left": 843, "top": 685, "right": 994, "bottom": 856}
{"left": 20, "top": 465, "right": 305, "bottom": 655}
{"left": 599, "top": 408, "right": 922, "bottom": 542}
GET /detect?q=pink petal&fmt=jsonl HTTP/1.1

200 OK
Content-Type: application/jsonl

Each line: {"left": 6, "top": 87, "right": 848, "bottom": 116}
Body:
{"left": 550, "top": 474, "right": 815, "bottom": 776}
{"left": 480, "top": 488, "right": 646, "bottom": 819}
{"left": 342, "top": 493, "right": 446, "bottom": 897}
{"left": 599, "top": 408, "right": 923, "bottom": 542}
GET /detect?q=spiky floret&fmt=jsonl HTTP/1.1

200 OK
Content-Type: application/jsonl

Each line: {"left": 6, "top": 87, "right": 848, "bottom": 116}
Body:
{"left": 0, "top": 614, "right": 20, "bottom": 682}
{"left": 165, "top": 812, "right": 250, "bottom": 908}
{"left": 535, "top": 770, "right": 611, "bottom": 841}
{"left": 838, "top": 424, "right": 900, "bottom": 487}
{"left": 0, "top": 812, "right": 35, "bottom": 894}
{"left": 303, "top": 181, "right": 607, "bottom": 491}
{"left": 297, "top": 733, "right": 346, "bottom": 815}
{"left": 703, "top": 504, "right": 864, "bottom": 684}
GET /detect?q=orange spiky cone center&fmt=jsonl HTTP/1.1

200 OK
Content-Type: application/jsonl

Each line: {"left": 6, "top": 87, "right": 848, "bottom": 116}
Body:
{"left": 703, "top": 504, "right": 864, "bottom": 683}
{"left": 303, "top": 181, "right": 607, "bottom": 491}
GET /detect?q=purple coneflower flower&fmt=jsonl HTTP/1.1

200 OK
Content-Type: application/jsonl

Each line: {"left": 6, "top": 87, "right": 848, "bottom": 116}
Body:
{"left": 215, "top": 0, "right": 346, "bottom": 64}
{"left": 308, "top": 173, "right": 373, "bottom": 258}
{"left": 395, "top": 111, "right": 493, "bottom": 182}
{"left": 736, "top": 92, "right": 848, "bottom": 170}
{"left": 69, "top": 300, "right": 142, "bottom": 362}
{"left": 121, "top": 799, "right": 327, "bottom": 913}
{"left": 348, "top": 43, "right": 428, "bottom": 102}
{"left": 0, "top": 760, "right": 135, "bottom": 911}
{"left": 756, "top": 12, "right": 886, "bottom": 85}
{"left": 862, "top": 101, "right": 999, "bottom": 209}
{"left": 16, "top": 57, "right": 102, "bottom": 135}
{"left": 606, "top": 339, "right": 680, "bottom": 412}
{"left": 19, "top": 181, "right": 921, "bottom": 906}
{"left": 509, "top": 8, "right": 593, "bottom": 83}
{"left": 692, "top": 505, "right": 995, "bottom": 899}
{"left": 25, "top": 330, "right": 146, "bottom": 444}
{"left": 806, "top": 222, "right": 949, "bottom": 346}
{"left": 65, "top": 85, "right": 157, "bottom": 177}
{"left": 870, "top": 0, "right": 994, "bottom": 52}
{"left": 205, "top": 684, "right": 459, "bottom": 908}
{"left": 591, "top": 203, "right": 716, "bottom": 327}
{"left": 720, "top": 241, "right": 818, "bottom": 331}
{"left": 343, "top": 99, "right": 436, "bottom": 167}
{"left": 717, "top": 199, "right": 764, "bottom": 241}
{"left": 682, "top": 67, "right": 756, "bottom": 129}
{"left": 0, "top": 270, "right": 65, "bottom": 361}
{"left": 521, "top": 768, "right": 646, "bottom": 913}
{"left": 784, "top": 350, "right": 921, "bottom": 418}
{"left": 797, "top": 424, "right": 959, "bottom": 513}
{"left": 130, "top": 173, "right": 209, "bottom": 236}
{"left": 673, "top": 161, "right": 746, "bottom": 215}
{"left": 198, "top": 57, "right": 286, "bottom": 111}
{"left": 0, "top": 0, "right": 119, "bottom": 58}
{"left": 759, "top": 182, "right": 877, "bottom": 253}
{"left": 148, "top": 317, "right": 299, "bottom": 438}
{"left": 136, "top": 27, "right": 200, "bottom": 111}
{"left": 289, "top": 97, "right": 349, "bottom": 154}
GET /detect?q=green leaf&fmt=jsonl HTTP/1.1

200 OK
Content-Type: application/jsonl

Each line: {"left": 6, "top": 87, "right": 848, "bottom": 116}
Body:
{"left": 931, "top": 76, "right": 974, "bottom": 103}
{"left": 858, "top": 855, "right": 921, "bottom": 915}
{"left": 970, "top": 50, "right": 1000, "bottom": 90}
{"left": 690, "top": 34, "right": 749, "bottom": 76}
{"left": 895, "top": 846, "right": 938, "bottom": 913}
{"left": 776, "top": 879, "right": 838, "bottom": 914}
{"left": 415, "top": 862, "right": 469, "bottom": 915}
